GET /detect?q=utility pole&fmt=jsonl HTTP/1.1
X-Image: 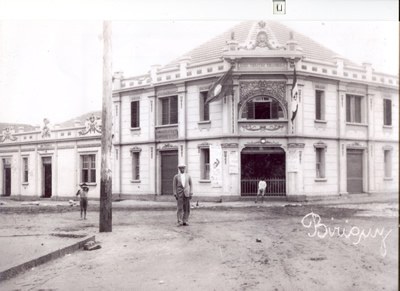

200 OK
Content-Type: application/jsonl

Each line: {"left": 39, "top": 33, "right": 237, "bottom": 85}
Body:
{"left": 99, "top": 20, "right": 112, "bottom": 232}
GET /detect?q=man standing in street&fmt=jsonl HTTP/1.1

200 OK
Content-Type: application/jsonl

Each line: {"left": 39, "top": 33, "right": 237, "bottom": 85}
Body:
{"left": 173, "top": 163, "right": 193, "bottom": 226}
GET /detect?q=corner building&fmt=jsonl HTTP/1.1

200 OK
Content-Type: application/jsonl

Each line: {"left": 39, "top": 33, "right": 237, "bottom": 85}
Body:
{"left": 112, "top": 21, "right": 398, "bottom": 200}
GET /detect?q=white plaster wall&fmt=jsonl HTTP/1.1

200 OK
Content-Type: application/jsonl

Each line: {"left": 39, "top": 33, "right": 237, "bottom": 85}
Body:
{"left": 57, "top": 149, "right": 76, "bottom": 197}
{"left": 373, "top": 142, "right": 398, "bottom": 193}
{"left": 302, "top": 140, "right": 339, "bottom": 196}
{"left": 20, "top": 152, "right": 36, "bottom": 197}
{"left": 119, "top": 93, "right": 151, "bottom": 144}
{"left": 373, "top": 92, "right": 398, "bottom": 141}
{"left": 302, "top": 81, "right": 338, "bottom": 138}
{"left": 186, "top": 140, "right": 225, "bottom": 196}
{"left": 120, "top": 145, "right": 151, "bottom": 195}
{"left": 186, "top": 84, "right": 223, "bottom": 138}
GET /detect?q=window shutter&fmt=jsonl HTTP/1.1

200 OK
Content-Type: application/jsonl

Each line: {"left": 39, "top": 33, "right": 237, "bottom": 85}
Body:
{"left": 315, "top": 91, "right": 321, "bottom": 120}
{"left": 131, "top": 101, "right": 139, "bottom": 127}
{"left": 170, "top": 96, "right": 178, "bottom": 124}
{"left": 384, "top": 99, "right": 392, "bottom": 126}
{"left": 203, "top": 93, "right": 210, "bottom": 121}
{"left": 346, "top": 95, "right": 351, "bottom": 122}
{"left": 247, "top": 101, "right": 254, "bottom": 119}
{"left": 354, "top": 96, "right": 361, "bottom": 123}
{"left": 161, "top": 98, "right": 169, "bottom": 125}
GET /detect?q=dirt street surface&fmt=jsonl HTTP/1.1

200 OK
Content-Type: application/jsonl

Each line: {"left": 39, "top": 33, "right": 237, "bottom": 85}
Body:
{"left": 0, "top": 204, "right": 398, "bottom": 290}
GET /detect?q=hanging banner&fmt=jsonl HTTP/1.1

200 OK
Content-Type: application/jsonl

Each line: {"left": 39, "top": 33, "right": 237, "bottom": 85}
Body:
{"left": 210, "top": 144, "right": 223, "bottom": 188}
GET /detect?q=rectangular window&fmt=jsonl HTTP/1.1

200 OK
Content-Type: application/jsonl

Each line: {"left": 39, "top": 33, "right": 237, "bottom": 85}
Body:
{"left": 132, "top": 152, "right": 140, "bottom": 180}
{"left": 315, "top": 90, "right": 325, "bottom": 120}
{"left": 81, "top": 154, "right": 96, "bottom": 183}
{"left": 346, "top": 94, "right": 362, "bottom": 123}
{"left": 384, "top": 150, "right": 392, "bottom": 178}
{"left": 200, "top": 148, "right": 210, "bottom": 180}
{"left": 383, "top": 99, "right": 392, "bottom": 126}
{"left": 199, "top": 91, "right": 210, "bottom": 121}
{"left": 22, "top": 157, "right": 29, "bottom": 183}
{"left": 316, "top": 148, "right": 325, "bottom": 178}
{"left": 161, "top": 96, "right": 178, "bottom": 125}
{"left": 131, "top": 101, "right": 140, "bottom": 128}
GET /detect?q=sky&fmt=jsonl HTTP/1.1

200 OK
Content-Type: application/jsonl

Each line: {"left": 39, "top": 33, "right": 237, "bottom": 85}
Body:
{"left": 0, "top": 19, "right": 398, "bottom": 125}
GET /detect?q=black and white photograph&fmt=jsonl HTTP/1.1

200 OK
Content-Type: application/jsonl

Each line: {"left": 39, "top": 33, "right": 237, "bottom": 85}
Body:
{"left": 0, "top": 1, "right": 398, "bottom": 290}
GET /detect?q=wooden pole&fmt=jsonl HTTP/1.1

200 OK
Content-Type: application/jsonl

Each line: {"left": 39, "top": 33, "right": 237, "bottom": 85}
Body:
{"left": 99, "top": 21, "right": 112, "bottom": 232}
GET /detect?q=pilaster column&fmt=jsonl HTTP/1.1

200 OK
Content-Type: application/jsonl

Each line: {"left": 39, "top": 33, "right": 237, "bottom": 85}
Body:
{"left": 339, "top": 142, "right": 347, "bottom": 195}
{"left": 337, "top": 82, "right": 348, "bottom": 195}
{"left": 177, "top": 85, "right": 187, "bottom": 139}
{"left": 147, "top": 91, "right": 156, "bottom": 140}
{"left": 366, "top": 86, "right": 375, "bottom": 193}
{"left": 286, "top": 142, "right": 305, "bottom": 197}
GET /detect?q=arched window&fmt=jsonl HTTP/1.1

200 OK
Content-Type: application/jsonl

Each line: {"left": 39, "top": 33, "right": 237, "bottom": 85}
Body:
{"left": 241, "top": 96, "right": 285, "bottom": 120}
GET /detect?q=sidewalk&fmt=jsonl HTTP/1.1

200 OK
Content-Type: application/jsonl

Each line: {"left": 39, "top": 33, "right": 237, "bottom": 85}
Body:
{"left": 0, "top": 192, "right": 398, "bottom": 211}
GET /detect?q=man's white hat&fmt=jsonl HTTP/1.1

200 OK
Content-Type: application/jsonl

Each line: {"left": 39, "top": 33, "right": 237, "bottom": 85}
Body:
{"left": 178, "top": 163, "right": 186, "bottom": 168}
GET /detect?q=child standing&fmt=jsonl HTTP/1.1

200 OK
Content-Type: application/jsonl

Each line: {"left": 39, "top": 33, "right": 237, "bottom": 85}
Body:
{"left": 76, "top": 183, "right": 89, "bottom": 219}
{"left": 255, "top": 178, "right": 267, "bottom": 203}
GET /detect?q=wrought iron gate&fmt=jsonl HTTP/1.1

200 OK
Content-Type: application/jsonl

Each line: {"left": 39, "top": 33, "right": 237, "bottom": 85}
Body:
{"left": 241, "top": 177, "right": 286, "bottom": 196}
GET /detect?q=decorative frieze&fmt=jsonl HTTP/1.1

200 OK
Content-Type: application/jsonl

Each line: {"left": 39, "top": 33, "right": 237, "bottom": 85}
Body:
{"left": 77, "top": 143, "right": 101, "bottom": 148}
{"left": 221, "top": 143, "right": 239, "bottom": 148}
{"left": 130, "top": 146, "right": 142, "bottom": 153}
{"left": 288, "top": 143, "right": 305, "bottom": 148}
{"left": 155, "top": 127, "right": 178, "bottom": 140}
{"left": 245, "top": 139, "right": 282, "bottom": 147}
{"left": 156, "top": 86, "right": 178, "bottom": 97}
{"left": 240, "top": 123, "right": 285, "bottom": 132}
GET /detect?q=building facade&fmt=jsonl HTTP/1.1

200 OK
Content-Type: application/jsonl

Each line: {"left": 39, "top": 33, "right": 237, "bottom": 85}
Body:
{"left": 0, "top": 115, "right": 102, "bottom": 199}
{"left": 111, "top": 21, "right": 398, "bottom": 201}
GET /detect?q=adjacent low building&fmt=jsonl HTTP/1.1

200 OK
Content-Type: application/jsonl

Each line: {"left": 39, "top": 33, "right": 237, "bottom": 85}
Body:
{"left": 0, "top": 114, "right": 102, "bottom": 199}
{"left": 112, "top": 20, "right": 398, "bottom": 200}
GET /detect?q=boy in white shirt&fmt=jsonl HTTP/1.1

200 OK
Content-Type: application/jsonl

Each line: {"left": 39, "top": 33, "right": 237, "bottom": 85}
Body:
{"left": 255, "top": 178, "right": 267, "bottom": 203}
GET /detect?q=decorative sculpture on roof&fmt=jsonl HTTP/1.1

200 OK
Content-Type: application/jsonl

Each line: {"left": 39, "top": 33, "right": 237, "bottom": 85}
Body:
{"left": 42, "top": 118, "right": 51, "bottom": 138}
{"left": 79, "top": 115, "right": 102, "bottom": 135}
{"left": 0, "top": 127, "right": 17, "bottom": 142}
{"left": 242, "top": 21, "right": 283, "bottom": 50}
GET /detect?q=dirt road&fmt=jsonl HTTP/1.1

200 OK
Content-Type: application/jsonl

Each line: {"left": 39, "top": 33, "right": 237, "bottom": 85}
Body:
{"left": 0, "top": 205, "right": 398, "bottom": 290}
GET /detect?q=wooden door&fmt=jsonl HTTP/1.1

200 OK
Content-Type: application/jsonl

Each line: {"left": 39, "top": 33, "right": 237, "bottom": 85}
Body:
{"left": 347, "top": 149, "right": 363, "bottom": 194}
{"left": 161, "top": 151, "right": 178, "bottom": 195}
{"left": 42, "top": 157, "right": 52, "bottom": 198}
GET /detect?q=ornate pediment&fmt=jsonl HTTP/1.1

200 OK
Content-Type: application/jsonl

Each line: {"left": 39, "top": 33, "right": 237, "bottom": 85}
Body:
{"left": 239, "top": 80, "right": 287, "bottom": 110}
{"left": 79, "top": 115, "right": 102, "bottom": 135}
{"left": 0, "top": 127, "right": 17, "bottom": 142}
{"left": 42, "top": 118, "right": 51, "bottom": 138}
{"left": 240, "top": 21, "right": 283, "bottom": 50}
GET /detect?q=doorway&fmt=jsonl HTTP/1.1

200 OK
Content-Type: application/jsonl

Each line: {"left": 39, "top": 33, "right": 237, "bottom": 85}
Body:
{"left": 3, "top": 159, "right": 11, "bottom": 196}
{"left": 240, "top": 147, "right": 286, "bottom": 196}
{"left": 160, "top": 150, "right": 178, "bottom": 195}
{"left": 347, "top": 149, "right": 363, "bottom": 194}
{"left": 42, "top": 157, "right": 52, "bottom": 198}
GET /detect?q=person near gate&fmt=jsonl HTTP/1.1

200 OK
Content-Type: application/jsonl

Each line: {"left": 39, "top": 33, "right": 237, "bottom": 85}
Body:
{"left": 76, "top": 183, "right": 89, "bottom": 219}
{"left": 173, "top": 163, "right": 193, "bottom": 226}
{"left": 255, "top": 178, "right": 267, "bottom": 203}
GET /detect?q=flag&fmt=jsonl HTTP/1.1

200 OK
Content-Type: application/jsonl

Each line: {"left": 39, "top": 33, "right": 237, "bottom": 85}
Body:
{"left": 205, "top": 66, "right": 233, "bottom": 104}
{"left": 291, "top": 66, "right": 299, "bottom": 122}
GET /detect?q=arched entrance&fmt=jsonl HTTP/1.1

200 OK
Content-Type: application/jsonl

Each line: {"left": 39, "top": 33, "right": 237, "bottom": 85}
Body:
{"left": 240, "top": 147, "right": 286, "bottom": 196}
